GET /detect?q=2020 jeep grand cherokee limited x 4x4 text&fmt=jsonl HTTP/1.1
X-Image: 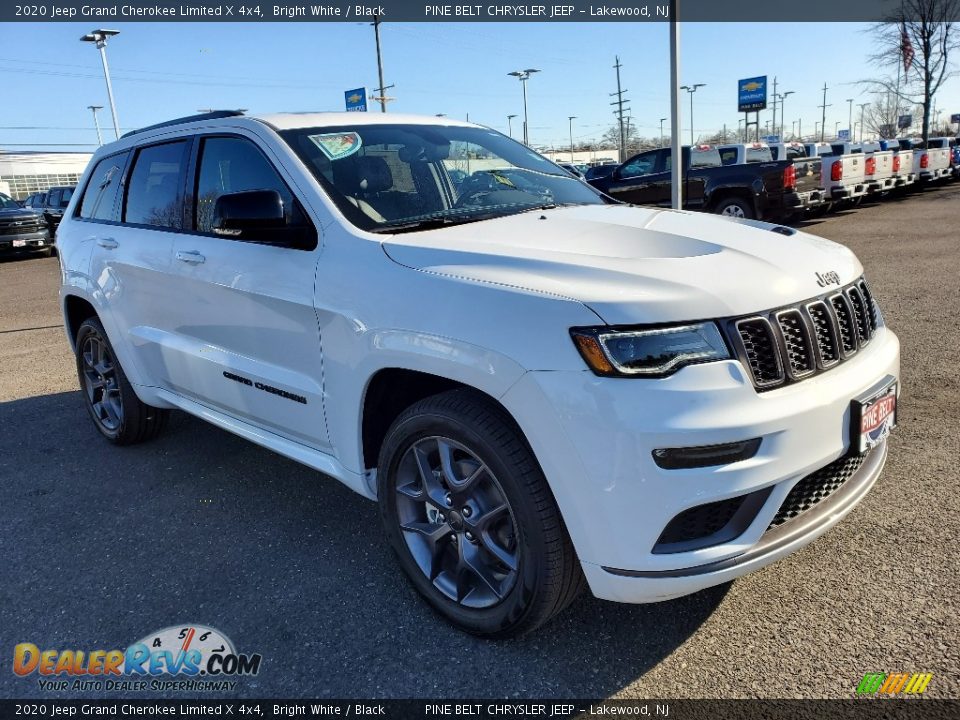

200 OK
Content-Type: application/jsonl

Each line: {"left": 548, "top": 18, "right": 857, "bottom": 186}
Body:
{"left": 57, "top": 111, "right": 900, "bottom": 637}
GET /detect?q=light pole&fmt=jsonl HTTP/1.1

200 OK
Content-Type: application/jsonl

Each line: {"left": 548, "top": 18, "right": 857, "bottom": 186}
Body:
{"left": 507, "top": 114, "right": 517, "bottom": 138}
{"left": 779, "top": 91, "right": 794, "bottom": 138}
{"left": 792, "top": 120, "right": 797, "bottom": 139}
{"left": 567, "top": 116, "right": 577, "bottom": 160}
{"left": 858, "top": 102, "right": 869, "bottom": 141}
{"left": 80, "top": 29, "right": 121, "bottom": 140}
{"left": 680, "top": 83, "right": 705, "bottom": 145}
{"left": 846, "top": 98, "right": 854, "bottom": 138}
{"left": 87, "top": 105, "right": 104, "bottom": 146}
{"left": 738, "top": 117, "right": 745, "bottom": 142}
{"left": 508, "top": 69, "right": 540, "bottom": 146}
{"left": 659, "top": 117, "right": 667, "bottom": 147}
{"left": 835, "top": 121, "right": 841, "bottom": 139}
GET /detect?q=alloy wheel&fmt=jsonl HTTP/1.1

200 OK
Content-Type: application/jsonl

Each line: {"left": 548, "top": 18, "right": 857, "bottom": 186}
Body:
{"left": 394, "top": 436, "right": 520, "bottom": 609}
{"left": 80, "top": 334, "right": 123, "bottom": 432}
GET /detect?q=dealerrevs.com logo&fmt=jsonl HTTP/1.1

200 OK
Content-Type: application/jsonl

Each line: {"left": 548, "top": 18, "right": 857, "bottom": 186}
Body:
{"left": 13, "top": 625, "right": 262, "bottom": 692}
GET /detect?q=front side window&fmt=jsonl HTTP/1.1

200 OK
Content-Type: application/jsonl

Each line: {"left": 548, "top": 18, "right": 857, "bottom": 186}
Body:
{"left": 79, "top": 153, "right": 129, "bottom": 222}
{"left": 194, "top": 136, "right": 299, "bottom": 233}
{"left": 281, "top": 123, "right": 605, "bottom": 232}
{"left": 124, "top": 141, "right": 189, "bottom": 229}
{"left": 621, "top": 153, "right": 658, "bottom": 178}
{"left": 47, "top": 190, "right": 61, "bottom": 207}
{"left": 58, "top": 188, "right": 74, "bottom": 208}
{"left": 0, "top": 193, "right": 19, "bottom": 210}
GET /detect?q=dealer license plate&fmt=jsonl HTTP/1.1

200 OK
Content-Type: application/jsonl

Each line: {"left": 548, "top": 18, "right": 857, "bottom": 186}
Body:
{"left": 852, "top": 382, "right": 897, "bottom": 454}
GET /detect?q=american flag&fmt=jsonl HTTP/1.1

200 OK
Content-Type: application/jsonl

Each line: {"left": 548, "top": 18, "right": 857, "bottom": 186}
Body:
{"left": 901, "top": 25, "right": 915, "bottom": 73}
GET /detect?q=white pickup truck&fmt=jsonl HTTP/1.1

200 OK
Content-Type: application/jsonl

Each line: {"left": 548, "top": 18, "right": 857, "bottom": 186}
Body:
{"left": 805, "top": 142, "right": 868, "bottom": 203}
{"left": 923, "top": 137, "right": 954, "bottom": 181}
{"left": 879, "top": 139, "right": 916, "bottom": 189}
{"left": 898, "top": 138, "right": 950, "bottom": 182}
{"left": 860, "top": 142, "right": 896, "bottom": 195}
{"left": 766, "top": 142, "right": 826, "bottom": 213}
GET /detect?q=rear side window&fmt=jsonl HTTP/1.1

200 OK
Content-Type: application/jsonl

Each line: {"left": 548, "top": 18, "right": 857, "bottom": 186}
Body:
{"left": 719, "top": 148, "right": 737, "bottom": 165}
{"left": 124, "top": 141, "right": 189, "bottom": 229}
{"left": 194, "top": 136, "right": 298, "bottom": 233}
{"left": 47, "top": 190, "right": 61, "bottom": 207}
{"left": 58, "top": 188, "right": 73, "bottom": 208}
{"left": 79, "top": 152, "right": 130, "bottom": 222}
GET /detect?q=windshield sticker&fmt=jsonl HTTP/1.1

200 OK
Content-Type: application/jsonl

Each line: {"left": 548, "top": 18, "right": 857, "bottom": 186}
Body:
{"left": 309, "top": 132, "right": 363, "bottom": 161}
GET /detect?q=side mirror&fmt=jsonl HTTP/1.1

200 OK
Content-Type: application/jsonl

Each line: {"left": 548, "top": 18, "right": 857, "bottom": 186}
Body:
{"left": 212, "top": 189, "right": 285, "bottom": 238}
{"left": 611, "top": 167, "right": 622, "bottom": 180}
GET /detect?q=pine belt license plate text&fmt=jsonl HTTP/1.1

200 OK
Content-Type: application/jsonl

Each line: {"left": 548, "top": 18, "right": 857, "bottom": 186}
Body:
{"left": 852, "top": 382, "right": 897, "bottom": 454}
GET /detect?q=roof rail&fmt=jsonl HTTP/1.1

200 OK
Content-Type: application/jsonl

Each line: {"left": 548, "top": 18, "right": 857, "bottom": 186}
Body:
{"left": 121, "top": 110, "right": 246, "bottom": 139}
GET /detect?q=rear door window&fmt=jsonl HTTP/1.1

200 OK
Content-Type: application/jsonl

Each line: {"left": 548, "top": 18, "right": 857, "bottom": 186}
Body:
{"left": 79, "top": 152, "right": 130, "bottom": 222}
{"left": 124, "top": 141, "right": 190, "bottom": 229}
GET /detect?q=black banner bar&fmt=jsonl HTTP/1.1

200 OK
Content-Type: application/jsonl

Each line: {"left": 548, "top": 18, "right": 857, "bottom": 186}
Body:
{"left": 2, "top": 0, "right": 958, "bottom": 24}
{"left": 2, "top": 700, "right": 960, "bottom": 720}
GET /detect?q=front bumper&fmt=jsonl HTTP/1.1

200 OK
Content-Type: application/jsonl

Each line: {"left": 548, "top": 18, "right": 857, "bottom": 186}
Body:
{"left": 501, "top": 326, "right": 900, "bottom": 603}
{"left": 0, "top": 229, "right": 51, "bottom": 256}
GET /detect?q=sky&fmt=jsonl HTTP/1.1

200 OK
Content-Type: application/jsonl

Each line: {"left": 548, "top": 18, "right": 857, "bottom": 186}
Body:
{"left": 2, "top": 20, "right": 959, "bottom": 151}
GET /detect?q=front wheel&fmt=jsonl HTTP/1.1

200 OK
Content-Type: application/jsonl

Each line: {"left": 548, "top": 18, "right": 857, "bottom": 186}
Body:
{"left": 75, "top": 317, "right": 169, "bottom": 445}
{"left": 377, "top": 389, "right": 584, "bottom": 638}
{"left": 715, "top": 197, "right": 755, "bottom": 219}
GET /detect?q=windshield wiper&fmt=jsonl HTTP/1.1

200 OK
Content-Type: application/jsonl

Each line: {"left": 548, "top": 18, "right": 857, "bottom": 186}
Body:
{"left": 370, "top": 215, "right": 494, "bottom": 234}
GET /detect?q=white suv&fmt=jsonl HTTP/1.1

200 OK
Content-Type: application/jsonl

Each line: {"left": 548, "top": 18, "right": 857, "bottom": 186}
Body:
{"left": 57, "top": 111, "right": 901, "bottom": 637}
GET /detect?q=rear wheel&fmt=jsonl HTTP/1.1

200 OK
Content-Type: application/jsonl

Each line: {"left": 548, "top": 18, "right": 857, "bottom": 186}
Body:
{"left": 75, "top": 317, "right": 169, "bottom": 445}
{"left": 715, "top": 197, "right": 755, "bottom": 220}
{"left": 378, "top": 389, "right": 584, "bottom": 638}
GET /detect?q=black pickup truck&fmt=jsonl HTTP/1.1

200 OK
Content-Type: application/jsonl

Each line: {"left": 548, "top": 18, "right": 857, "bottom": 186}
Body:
{"left": 586, "top": 145, "right": 810, "bottom": 222}
{"left": 0, "top": 192, "right": 52, "bottom": 258}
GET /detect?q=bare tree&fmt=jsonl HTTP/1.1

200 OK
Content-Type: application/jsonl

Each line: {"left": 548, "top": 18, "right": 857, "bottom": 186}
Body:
{"left": 867, "top": 0, "right": 960, "bottom": 141}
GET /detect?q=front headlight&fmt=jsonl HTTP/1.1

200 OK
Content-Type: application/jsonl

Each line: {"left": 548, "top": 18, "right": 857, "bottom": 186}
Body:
{"left": 570, "top": 322, "right": 731, "bottom": 377}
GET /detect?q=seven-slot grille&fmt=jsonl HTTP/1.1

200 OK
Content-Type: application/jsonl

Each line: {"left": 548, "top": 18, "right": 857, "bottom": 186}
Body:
{"left": 729, "top": 277, "right": 879, "bottom": 391}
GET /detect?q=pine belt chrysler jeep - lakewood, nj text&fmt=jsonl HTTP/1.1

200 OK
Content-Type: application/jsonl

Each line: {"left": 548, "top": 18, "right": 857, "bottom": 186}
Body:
{"left": 56, "top": 112, "right": 900, "bottom": 637}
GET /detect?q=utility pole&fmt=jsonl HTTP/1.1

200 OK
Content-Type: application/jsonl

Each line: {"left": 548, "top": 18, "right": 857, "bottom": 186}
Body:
{"left": 819, "top": 83, "right": 830, "bottom": 142}
{"left": 371, "top": 14, "right": 393, "bottom": 112}
{"left": 858, "top": 102, "right": 869, "bottom": 141}
{"left": 87, "top": 105, "right": 104, "bottom": 146}
{"left": 611, "top": 56, "right": 629, "bottom": 162}
{"left": 568, "top": 115, "right": 577, "bottom": 160}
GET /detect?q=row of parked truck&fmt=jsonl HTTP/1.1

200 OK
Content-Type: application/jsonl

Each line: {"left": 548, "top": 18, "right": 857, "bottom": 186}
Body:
{"left": 586, "top": 136, "right": 958, "bottom": 223}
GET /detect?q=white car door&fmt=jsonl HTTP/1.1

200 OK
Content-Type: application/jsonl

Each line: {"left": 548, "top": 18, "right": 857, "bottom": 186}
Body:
{"left": 84, "top": 141, "right": 186, "bottom": 388}
{"left": 160, "top": 133, "right": 330, "bottom": 452}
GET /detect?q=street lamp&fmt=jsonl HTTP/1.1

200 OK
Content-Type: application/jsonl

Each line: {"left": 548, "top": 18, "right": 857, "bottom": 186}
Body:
{"left": 679, "top": 83, "right": 705, "bottom": 145}
{"left": 659, "top": 117, "right": 667, "bottom": 147}
{"left": 87, "top": 105, "right": 104, "bottom": 146}
{"left": 779, "top": 91, "right": 794, "bottom": 138}
{"left": 835, "top": 121, "right": 841, "bottom": 139}
{"left": 506, "top": 114, "right": 517, "bottom": 138}
{"left": 80, "top": 29, "right": 121, "bottom": 140}
{"left": 568, "top": 116, "right": 577, "bottom": 160}
{"left": 846, "top": 98, "right": 854, "bottom": 139}
{"left": 507, "top": 69, "right": 540, "bottom": 146}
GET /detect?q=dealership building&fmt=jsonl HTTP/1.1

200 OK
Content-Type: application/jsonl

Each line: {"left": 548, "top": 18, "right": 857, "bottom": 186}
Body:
{"left": 0, "top": 151, "right": 93, "bottom": 200}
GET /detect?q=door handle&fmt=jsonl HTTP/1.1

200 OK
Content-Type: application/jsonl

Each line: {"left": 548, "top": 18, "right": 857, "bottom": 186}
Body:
{"left": 176, "top": 250, "right": 206, "bottom": 264}
{"left": 96, "top": 237, "right": 118, "bottom": 249}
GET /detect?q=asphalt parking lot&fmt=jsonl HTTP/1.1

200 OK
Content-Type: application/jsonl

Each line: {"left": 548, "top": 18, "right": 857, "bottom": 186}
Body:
{"left": 1, "top": 186, "right": 959, "bottom": 701}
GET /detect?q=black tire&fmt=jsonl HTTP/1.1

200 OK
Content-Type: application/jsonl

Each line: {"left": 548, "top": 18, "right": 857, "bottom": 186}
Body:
{"left": 75, "top": 317, "right": 169, "bottom": 445}
{"left": 714, "top": 196, "right": 755, "bottom": 220}
{"left": 378, "top": 389, "right": 584, "bottom": 638}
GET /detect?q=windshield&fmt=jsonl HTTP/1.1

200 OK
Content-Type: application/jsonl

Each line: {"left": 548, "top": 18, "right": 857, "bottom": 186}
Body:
{"left": 280, "top": 124, "right": 606, "bottom": 231}
{"left": 0, "top": 193, "right": 21, "bottom": 210}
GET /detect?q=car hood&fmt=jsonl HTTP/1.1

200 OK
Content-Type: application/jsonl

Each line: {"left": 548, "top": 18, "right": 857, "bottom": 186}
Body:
{"left": 381, "top": 205, "right": 862, "bottom": 325}
{"left": 0, "top": 208, "right": 42, "bottom": 220}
